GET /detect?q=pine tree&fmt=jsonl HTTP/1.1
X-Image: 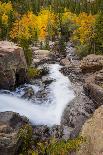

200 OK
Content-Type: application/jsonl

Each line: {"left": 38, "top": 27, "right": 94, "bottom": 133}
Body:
{"left": 94, "top": 10, "right": 103, "bottom": 54}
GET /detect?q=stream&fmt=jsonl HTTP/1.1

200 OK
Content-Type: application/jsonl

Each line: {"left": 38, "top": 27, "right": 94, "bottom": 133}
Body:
{"left": 0, "top": 64, "right": 75, "bottom": 126}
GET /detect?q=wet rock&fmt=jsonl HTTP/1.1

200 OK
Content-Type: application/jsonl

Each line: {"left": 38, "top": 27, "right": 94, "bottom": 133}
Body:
{"left": 0, "top": 41, "right": 28, "bottom": 90}
{"left": 0, "top": 112, "right": 29, "bottom": 155}
{"left": 38, "top": 64, "right": 49, "bottom": 76}
{"left": 36, "top": 90, "right": 47, "bottom": 99}
{"left": 42, "top": 76, "right": 54, "bottom": 85}
{"left": 22, "top": 87, "right": 34, "bottom": 100}
{"left": 0, "top": 90, "right": 13, "bottom": 95}
{"left": 80, "top": 54, "right": 103, "bottom": 73}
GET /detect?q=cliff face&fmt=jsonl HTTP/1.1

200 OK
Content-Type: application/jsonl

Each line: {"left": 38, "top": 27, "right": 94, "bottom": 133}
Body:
{"left": 78, "top": 105, "right": 103, "bottom": 155}
{"left": 0, "top": 41, "right": 28, "bottom": 90}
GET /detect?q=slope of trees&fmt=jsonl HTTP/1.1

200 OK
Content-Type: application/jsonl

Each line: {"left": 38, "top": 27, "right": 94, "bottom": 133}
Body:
{"left": 0, "top": 0, "right": 103, "bottom": 64}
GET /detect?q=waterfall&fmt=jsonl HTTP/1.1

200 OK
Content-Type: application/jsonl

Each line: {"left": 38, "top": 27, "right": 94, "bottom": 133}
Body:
{"left": 0, "top": 64, "right": 75, "bottom": 126}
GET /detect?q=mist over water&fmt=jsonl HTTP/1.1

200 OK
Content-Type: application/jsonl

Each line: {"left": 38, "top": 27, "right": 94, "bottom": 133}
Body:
{"left": 0, "top": 64, "right": 75, "bottom": 126}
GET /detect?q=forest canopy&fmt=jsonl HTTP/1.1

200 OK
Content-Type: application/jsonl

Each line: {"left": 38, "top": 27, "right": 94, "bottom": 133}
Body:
{"left": 0, "top": 0, "right": 103, "bottom": 64}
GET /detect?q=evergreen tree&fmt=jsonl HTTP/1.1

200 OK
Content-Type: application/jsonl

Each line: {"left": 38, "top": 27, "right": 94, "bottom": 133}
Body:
{"left": 94, "top": 10, "right": 103, "bottom": 54}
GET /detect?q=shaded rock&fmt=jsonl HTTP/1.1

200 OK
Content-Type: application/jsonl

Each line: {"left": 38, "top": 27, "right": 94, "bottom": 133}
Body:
{"left": 84, "top": 69, "right": 103, "bottom": 107}
{"left": 61, "top": 93, "right": 95, "bottom": 139}
{"left": 77, "top": 105, "right": 103, "bottom": 155}
{"left": 0, "top": 112, "right": 29, "bottom": 155}
{"left": 95, "top": 69, "right": 103, "bottom": 85}
{"left": 80, "top": 54, "right": 103, "bottom": 73}
{"left": 0, "top": 41, "right": 28, "bottom": 90}
{"left": 32, "top": 125, "right": 50, "bottom": 142}
{"left": 84, "top": 83, "right": 103, "bottom": 107}
{"left": 32, "top": 125, "right": 63, "bottom": 143}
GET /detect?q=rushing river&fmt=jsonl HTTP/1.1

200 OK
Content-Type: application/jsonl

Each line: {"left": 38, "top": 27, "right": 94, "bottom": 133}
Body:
{"left": 0, "top": 64, "right": 75, "bottom": 126}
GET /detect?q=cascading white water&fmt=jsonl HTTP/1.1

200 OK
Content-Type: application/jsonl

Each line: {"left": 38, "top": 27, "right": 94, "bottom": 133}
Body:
{"left": 0, "top": 64, "right": 75, "bottom": 126}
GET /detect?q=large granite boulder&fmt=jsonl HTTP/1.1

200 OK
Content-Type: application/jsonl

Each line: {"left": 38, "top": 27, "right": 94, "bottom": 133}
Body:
{"left": 0, "top": 111, "right": 29, "bottom": 155}
{"left": 77, "top": 106, "right": 103, "bottom": 155}
{"left": 84, "top": 69, "right": 103, "bottom": 107}
{"left": 80, "top": 54, "right": 103, "bottom": 73}
{"left": 0, "top": 41, "right": 28, "bottom": 90}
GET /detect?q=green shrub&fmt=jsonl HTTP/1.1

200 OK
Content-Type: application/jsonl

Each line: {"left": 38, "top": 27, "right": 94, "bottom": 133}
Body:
{"left": 17, "top": 124, "right": 33, "bottom": 154}
{"left": 57, "top": 36, "right": 66, "bottom": 55}
{"left": 20, "top": 39, "right": 32, "bottom": 66}
{"left": 28, "top": 67, "right": 42, "bottom": 79}
{"left": 18, "top": 126, "right": 85, "bottom": 155}
{"left": 33, "top": 136, "right": 85, "bottom": 155}
{"left": 76, "top": 44, "right": 91, "bottom": 58}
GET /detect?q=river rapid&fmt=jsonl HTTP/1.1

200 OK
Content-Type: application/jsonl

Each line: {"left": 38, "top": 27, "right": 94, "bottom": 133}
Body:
{"left": 0, "top": 64, "right": 75, "bottom": 126}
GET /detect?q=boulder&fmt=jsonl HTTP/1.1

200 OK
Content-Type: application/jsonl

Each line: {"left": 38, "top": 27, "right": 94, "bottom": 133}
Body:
{"left": 84, "top": 83, "right": 103, "bottom": 107}
{"left": 32, "top": 50, "right": 50, "bottom": 66}
{"left": 21, "top": 87, "right": 34, "bottom": 100}
{"left": 60, "top": 57, "right": 71, "bottom": 67}
{"left": 0, "top": 41, "right": 28, "bottom": 90}
{"left": 77, "top": 106, "right": 103, "bottom": 155}
{"left": 42, "top": 76, "right": 54, "bottom": 85}
{"left": 84, "top": 69, "right": 103, "bottom": 106}
{"left": 80, "top": 54, "right": 103, "bottom": 73}
{"left": 38, "top": 64, "right": 49, "bottom": 76}
{"left": 61, "top": 94, "right": 95, "bottom": 139}
{"left": 32, "top": 125, "right": 63, "bottom": 143}
{"left": 0, "top": 111, "right": 29, "bottom": 155}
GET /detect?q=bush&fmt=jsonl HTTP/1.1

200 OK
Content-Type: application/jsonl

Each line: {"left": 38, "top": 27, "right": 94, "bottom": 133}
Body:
{"left": 17, "top": 125, "right": 85, "bottom": 155}
{"left": 17, "top": 124, "right": 33, "bottom": 154}
{"left": 32, "top": 136, "right": 85, "bottom": 155}
{"left": 20, "top": 39, "right": 32, "bottom": 66}
{"left": 28, "top": 67, "right": 42, "bottom": 79}
{"left": 24, "top": 48, "right": 32, "bottom": 66}
{"left": 76, "top": 44, "right": 92, "bottom": 58}
{"left": 58, "top": 36, "right": 66, "bottom": 55}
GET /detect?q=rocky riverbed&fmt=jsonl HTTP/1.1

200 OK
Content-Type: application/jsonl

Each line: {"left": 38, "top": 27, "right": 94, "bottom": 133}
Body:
{"left": 0, "top": 41, "right": 103, "bottom": 154}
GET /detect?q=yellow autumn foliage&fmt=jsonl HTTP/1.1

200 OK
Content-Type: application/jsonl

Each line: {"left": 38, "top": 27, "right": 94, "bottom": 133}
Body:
{"left": 10, "top": 11, "right": 37, "bottom": 41}
{"left": 0, "top": 1, "right": 96, "bottom": 52}
{"left": 2, "top": 13, "right": 8, "bottom": 25}
{"left": 73, "top": 12, "right": 95, "bottom": 44}
{"left": 0, "top": 1, "right": 13, "bottom": 15}
{"left": 0, "top": 1, "right": 13, "bottom": 26}
{"left": 62, "top": 11, "right": 77, "bottom": 23}
{"left": 37, "top": 9, "right": 56, "bottom": 40}
{"left": 10, "top": 9, "right": 56, "bottom": 42}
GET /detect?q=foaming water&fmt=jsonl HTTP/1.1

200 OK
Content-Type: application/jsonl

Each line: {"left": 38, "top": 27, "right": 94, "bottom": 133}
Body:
{"left": 0, "top": 64, "right": 75, "bottom": 126}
